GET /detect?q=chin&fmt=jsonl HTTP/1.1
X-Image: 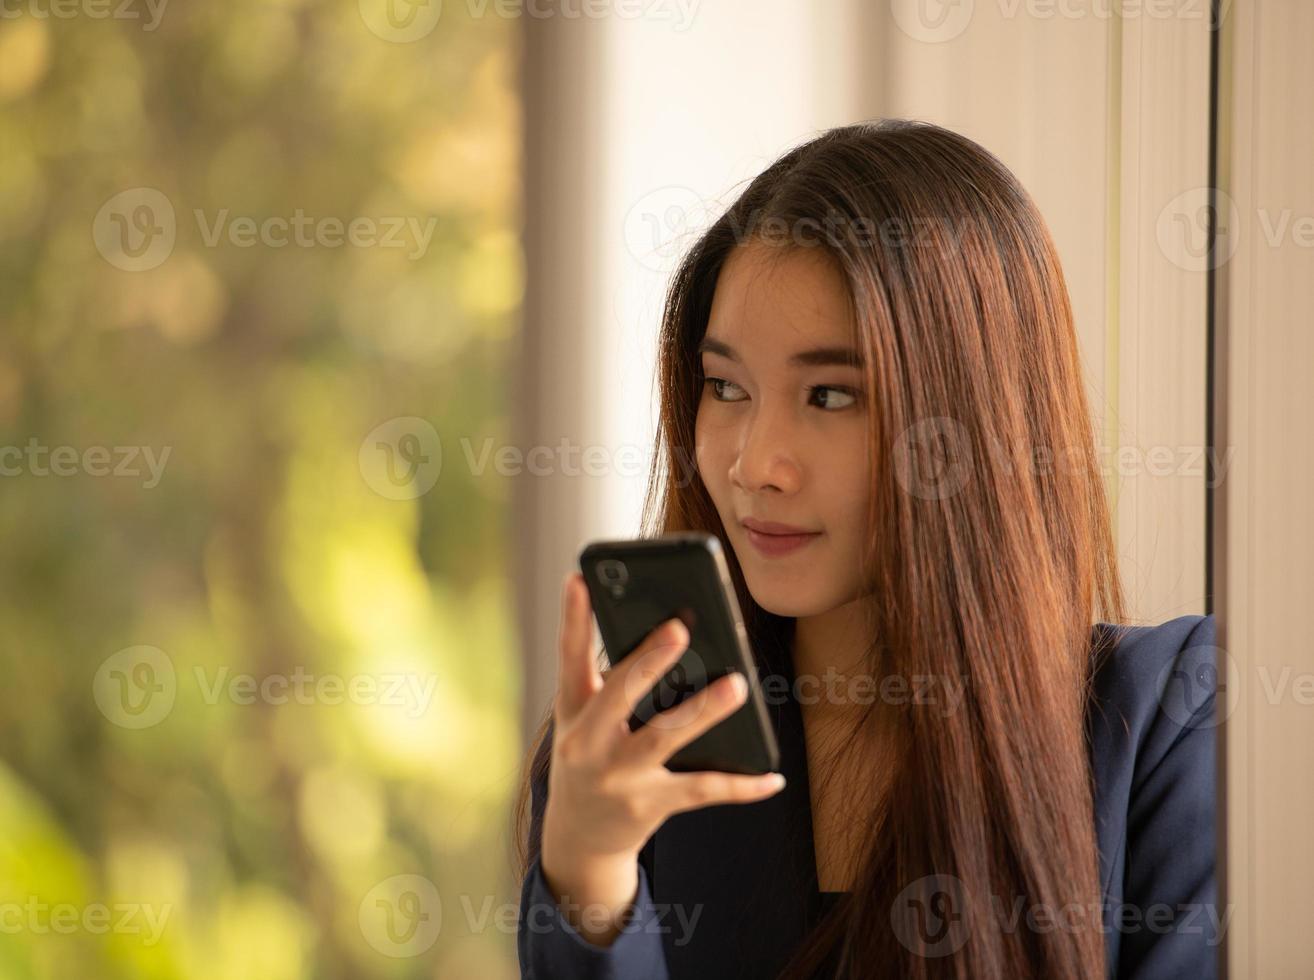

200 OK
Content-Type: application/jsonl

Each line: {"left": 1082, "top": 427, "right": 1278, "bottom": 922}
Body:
{"left": 755, "top": 596, "right": 820, "bottom": 618}
{"left": 739, "top": 575, "right": 828, "bottom": 619}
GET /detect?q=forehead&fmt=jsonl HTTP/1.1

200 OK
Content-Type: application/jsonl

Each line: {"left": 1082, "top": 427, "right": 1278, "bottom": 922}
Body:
{"left": 704, "top": 242, "right": 856, "bottom": 353}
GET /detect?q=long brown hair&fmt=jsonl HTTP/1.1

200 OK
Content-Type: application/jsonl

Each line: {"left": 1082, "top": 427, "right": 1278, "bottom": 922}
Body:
{"left": 512, "top": 118, "right": 1125, "bottom": 979}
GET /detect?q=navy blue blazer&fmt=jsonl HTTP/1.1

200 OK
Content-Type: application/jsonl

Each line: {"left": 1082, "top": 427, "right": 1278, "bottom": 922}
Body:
{"left": 518, "top": 614, "right": 1221, "bottom": 979}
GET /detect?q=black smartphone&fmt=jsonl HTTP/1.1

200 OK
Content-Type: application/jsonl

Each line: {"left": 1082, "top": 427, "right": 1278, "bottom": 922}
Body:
{"left": 578, "top": 531, "right": 780, "bottom": 775}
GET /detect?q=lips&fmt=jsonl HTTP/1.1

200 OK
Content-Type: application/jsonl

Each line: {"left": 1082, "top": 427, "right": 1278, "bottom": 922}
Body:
{"left": 741, "top": 518, "right": 820, "bottom": 536}
{"left": 741, "top": 518, "right": 822, "bottom": 558}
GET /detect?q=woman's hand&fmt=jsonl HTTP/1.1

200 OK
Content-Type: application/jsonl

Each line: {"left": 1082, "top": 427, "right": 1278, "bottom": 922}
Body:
{"left": 539, "top": 572, "right": 786, "bottom": 945}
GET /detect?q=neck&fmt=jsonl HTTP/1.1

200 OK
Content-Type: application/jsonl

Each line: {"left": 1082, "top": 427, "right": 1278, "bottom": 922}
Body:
{"left": 792, "top": 594, "right": 877, "bottom": 719}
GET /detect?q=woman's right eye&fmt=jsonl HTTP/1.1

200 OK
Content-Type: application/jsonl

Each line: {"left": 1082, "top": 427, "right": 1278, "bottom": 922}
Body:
{"left": 704, "top": 377, "right": 748, "bottom": 402}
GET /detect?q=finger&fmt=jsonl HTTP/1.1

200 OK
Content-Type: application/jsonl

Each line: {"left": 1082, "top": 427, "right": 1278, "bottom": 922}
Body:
{"left": 577, "top": 617, "right": 689, "bottom": 748}
{"left": 662, "top": 769, "right": 787, "bottom": 817}
{"left": 555, "top": 573, "right": 601, "bottom": 723}
{"left": 625, "top": 671, "right": 750, "bottom": 765}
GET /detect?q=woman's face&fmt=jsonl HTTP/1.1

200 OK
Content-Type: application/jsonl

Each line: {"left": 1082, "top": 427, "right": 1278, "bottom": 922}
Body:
{"left": 695, "top": 241, "right": 873, "bottom": 618}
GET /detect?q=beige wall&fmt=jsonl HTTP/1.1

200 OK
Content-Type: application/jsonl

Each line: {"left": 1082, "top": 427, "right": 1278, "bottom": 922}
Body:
{"left": 1218, "top": 1, "right": 1314, "bottom": 975}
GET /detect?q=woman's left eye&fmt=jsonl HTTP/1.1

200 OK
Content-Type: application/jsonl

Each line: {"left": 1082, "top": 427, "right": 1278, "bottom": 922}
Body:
{"left": 809, "top": 386, "right": 858, "bottom": 410}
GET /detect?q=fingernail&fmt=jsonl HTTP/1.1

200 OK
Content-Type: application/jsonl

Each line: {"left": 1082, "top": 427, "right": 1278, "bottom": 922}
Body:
{"left": 763, "top": 773, "right": 786, "bottom": 790}
{"left": 728, "top": 673, "right": 747, "bottom": 700}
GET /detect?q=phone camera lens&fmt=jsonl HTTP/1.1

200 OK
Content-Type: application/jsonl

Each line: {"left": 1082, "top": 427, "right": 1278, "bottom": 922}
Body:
{"left": 596, "top": 560, "right": 628, "bottom": 598}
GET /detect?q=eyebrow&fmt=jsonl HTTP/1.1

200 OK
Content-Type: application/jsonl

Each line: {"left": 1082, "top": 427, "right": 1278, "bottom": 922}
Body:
{"left": 696, "top": 336, "right": 864, "bottom": 368}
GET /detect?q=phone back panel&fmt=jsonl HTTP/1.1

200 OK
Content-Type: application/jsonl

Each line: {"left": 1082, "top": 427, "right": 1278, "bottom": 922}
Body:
{"left": 579, "top": 532, "right": 780, "bottom": 774}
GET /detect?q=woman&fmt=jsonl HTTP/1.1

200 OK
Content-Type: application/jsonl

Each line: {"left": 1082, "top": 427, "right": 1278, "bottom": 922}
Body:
{"left": 512, "top": 119, "right": 1219, "bottom": 979}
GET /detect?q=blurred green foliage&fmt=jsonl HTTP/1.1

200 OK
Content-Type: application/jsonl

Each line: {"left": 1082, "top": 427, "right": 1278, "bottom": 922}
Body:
{"left": 0, "top": 1, "right": 523, "bottom": 977}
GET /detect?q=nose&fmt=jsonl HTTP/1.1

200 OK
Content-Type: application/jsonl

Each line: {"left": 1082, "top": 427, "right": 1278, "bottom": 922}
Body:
{"left": 728, "top": 402, "right": 802, "bottom": 495}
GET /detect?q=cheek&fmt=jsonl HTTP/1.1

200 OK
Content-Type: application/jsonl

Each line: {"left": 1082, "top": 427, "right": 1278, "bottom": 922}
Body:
{"left": 824, "top": 431, "right": 872, "bottom": 523}
{"left": 693, "top": 419, "right": 713, "bottom": 486}
{"left": 694, "top": 412, "right": 730, "bottom": 492}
